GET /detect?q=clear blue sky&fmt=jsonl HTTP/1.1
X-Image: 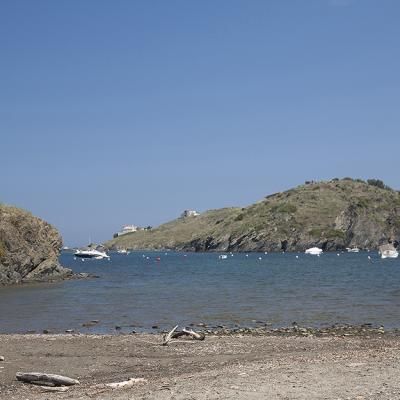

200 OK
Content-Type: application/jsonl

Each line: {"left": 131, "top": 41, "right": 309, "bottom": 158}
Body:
{"left": 1, "top": 0, "right": 399, "bottom": 246}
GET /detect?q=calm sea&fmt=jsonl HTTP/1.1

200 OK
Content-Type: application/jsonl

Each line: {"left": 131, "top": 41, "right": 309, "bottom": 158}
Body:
{"left": 0, "top": 251, "right": 399, "bottom": 334}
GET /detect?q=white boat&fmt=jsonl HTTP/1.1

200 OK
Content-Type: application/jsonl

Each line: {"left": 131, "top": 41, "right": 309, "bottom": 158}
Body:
{"left": 74, "top": 249, "right": 110, "bottom": 260}
{"left": 346, "top": 247, "right": 360, "bottom": 253}
{"left": 218, "top": 254, "right": 228, "bottom": 259}
{"left": 305, "top": 247, "right": 323, "bottom": 255}
{"left": 117, "top": 248, "right": 130, "bottom": 255}
{"left": 379, "top": 244, "right": 399, "bottom": 259}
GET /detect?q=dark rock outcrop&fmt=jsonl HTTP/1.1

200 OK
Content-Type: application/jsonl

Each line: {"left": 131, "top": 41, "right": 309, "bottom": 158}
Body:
{"left": 0, "top": 205, "right": 72, "bottom": 285}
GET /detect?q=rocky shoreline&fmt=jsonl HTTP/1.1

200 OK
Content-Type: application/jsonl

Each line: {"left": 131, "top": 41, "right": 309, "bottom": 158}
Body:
{"left": 13, "top": 322, "right": 400, "bottom": 338}
{"left": 0, "top": 205, "right": 77, "bottom": 286}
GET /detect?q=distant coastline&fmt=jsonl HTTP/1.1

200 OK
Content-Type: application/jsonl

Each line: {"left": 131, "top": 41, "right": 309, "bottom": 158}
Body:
{"left": 106, "top": 178, "right": 400, "bottom": 253}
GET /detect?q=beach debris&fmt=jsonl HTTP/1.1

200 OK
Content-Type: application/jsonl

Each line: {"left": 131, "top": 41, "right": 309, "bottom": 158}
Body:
{"left": 162, "top": 325, "right": 205, "bottom": 345}
{"left": 0, "top": 356, "right": 4, "bottom": 361}
{"left": 105, "top": 377, "right": 147, "bottom": 389}
{"left": 162, "top": 325, "right": 179, "bottom": 345}
{"left": 16, "top": 372, "right": 80, "bottom": 387}
{"left": 179, "top": 327, "right": 206, "bottom": 341}
{"left": 40, "top": 386, "right": 70, "bottom": 392}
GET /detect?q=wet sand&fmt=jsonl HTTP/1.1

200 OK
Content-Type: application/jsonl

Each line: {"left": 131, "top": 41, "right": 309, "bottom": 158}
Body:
{"left": 1, "top": 332, "right": 400, "bottom": 399}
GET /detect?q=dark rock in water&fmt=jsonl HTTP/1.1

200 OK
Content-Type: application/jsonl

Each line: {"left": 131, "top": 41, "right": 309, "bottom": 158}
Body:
{"left": 0, "top": 205, "right": 73, "bottom": 285}
{"left": 115, "top": 326, "right": 121, "bottom": 330}
{"left": 82, "top": 321, "right": 97, "bottom": 328}
{"left": 152, "top": 325, "right": 159, "bottom": 329}
{"left": 72, "top": 273, "right": 99, "bottom": 280}
{"left": 43, "top": 329, "right": 49, "bottom": 334}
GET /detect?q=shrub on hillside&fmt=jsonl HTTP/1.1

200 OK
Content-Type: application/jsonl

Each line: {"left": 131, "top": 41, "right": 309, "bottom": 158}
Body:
{"left": 367, "top": 179, "right": 391, "bottom": 190}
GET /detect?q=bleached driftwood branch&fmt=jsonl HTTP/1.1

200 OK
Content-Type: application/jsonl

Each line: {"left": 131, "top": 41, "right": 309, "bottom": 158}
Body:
{"left": 162, "top": 325, "right": 179, "bottom": 346}
{"left": 40, "top": 386, "right": 70, "bottom": 392}
{"left": 181, "top": 327, "right": 205, "bottom": 341}
{"left": 16, "top": 372, "right": 80, "bottom": 387}
{"left": 105, "top": 377, "right": 147, "bottom": 389}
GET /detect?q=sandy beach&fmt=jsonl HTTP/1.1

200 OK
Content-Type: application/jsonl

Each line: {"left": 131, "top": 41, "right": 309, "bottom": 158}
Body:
{"left": 1, "top": 331, "right": 400, "bottom": 399}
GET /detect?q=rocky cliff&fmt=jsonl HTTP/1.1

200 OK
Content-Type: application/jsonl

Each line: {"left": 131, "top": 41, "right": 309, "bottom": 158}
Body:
{"left": 0, "top": 205, "right": 72, "bottom": 285}
{"left": 106, "top": 179, "right": 400, "bottom": 252}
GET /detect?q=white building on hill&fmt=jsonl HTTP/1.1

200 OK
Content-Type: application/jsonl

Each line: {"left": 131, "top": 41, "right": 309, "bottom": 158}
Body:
{"left": 181, "top": 210, "right": 200, "bottom": 218}
{"left": 117, "top": 225, "right": 138, "bottom": 236}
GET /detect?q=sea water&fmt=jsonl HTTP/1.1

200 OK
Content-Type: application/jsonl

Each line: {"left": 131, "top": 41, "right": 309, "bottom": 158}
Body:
{"left": 0, "top": 251, "right": 399, "bottom": 333}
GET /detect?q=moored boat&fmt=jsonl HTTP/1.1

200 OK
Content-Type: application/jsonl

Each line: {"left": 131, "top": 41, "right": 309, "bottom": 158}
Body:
{"left": 305, "top": 247, "right": 323, "bottom": 255}
{"left": 74, "top": 248, "right": 110, "bottom": 260}
{"left": 346, "top": 247, "right": 360, "bottom": 253}
{"left": 379, "top": 244, "right": 399, "bottom": 259}
{"left": 117, "top": 248, "right": 130, "bottom": 255}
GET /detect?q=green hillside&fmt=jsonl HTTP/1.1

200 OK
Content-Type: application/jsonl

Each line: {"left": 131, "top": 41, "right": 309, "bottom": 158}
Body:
{"left": 105, "top": 178, "right": 400, "bottom": 252}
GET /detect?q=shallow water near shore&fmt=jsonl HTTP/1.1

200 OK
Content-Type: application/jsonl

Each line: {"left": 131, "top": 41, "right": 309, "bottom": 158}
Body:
{"left": 0, "top": 251, "right": 399, "bottom": 334}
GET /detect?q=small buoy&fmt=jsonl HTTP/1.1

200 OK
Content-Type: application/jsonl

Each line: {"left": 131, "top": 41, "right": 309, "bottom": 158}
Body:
{"left": 264, "top": 252, "right": 268, "bottom": 255}
{"left": 156, "top": 257, "right": 161, "bottom": 261}
{"left": 246, "top": 254, "right": 249, "bottom": 257}
{"left": 146, "top": 257, "right": 150, "bottom": 260}
{"left": 74, "top": 257, "right": 77, "bottom": 261}
{"left": 82, "top": 259, "right": 85, "bottom": 262}
{"left": 368, "top": 256, "right": 371, "bottom": 260}
{"left": 337, "top": 253, "right": 340, "bottom": 256}
{"left": 295, "top": 255, "right": 299, "bottom": 259}
{"left": 258, "top": 257, "right": 262, "bottom": 260}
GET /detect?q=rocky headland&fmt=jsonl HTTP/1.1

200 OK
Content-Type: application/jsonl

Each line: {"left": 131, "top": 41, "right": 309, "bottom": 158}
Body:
{"left": 0, "top": 204, "right": 72, "bottom": 285}
{"left": 106, "top": 178, "right": 400, "bottom": 252}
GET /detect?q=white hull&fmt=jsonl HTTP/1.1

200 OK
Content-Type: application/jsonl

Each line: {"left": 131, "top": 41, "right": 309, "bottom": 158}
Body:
{"left": 117, "top": 249, "right": 130, "bottom": 254}
{"left": 305, "top": 247, "right": 323, "bottom": 255}
{"left": 347, "top": 247, "right": 360, "bottom": 253}
{"left": 74, "top": 249, "right": 110, "bottom": 259}
{"left": 381, "top": 251, "right": 399, "bottom": 259}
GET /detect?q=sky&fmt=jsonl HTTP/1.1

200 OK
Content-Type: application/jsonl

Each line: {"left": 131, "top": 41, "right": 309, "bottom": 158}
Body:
{"left": 1, "top": 0, "right": 400, "bottom": 246}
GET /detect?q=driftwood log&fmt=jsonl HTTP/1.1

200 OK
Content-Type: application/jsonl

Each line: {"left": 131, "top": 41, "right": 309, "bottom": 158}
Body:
{"left": 163, "top": 325, "right": 205, "bottom": 345}
{"left": 181, "top": 327, "right": 205, "bottom": 341}
{"left": 40, "top": 386, "right": 70, "bottom": 392}
{"left": 105, "top": 377, "right": 147, "bottom": 389}
{"left": 16, "top": 372, "right": 80, "bottom": 387}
